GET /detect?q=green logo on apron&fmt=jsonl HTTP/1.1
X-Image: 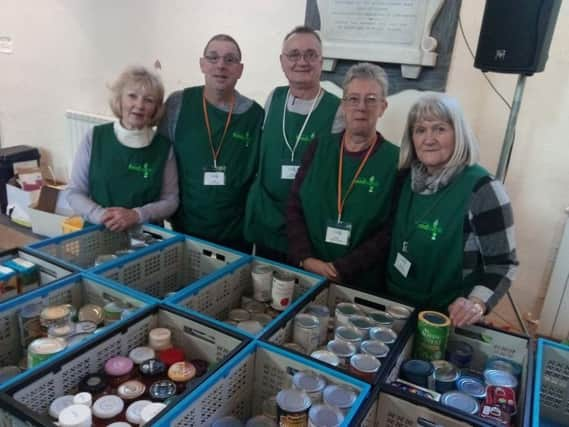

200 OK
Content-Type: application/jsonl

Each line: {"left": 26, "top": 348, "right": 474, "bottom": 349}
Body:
{"left": 232, "top": 131, "right": 252, "bottom": 147}
{"left": 355, "top": 176, "right": 378, "bottom": 193}
{"left": 299, "top": 132, "right": 316, "bottom": 144}
{"left": 128, "top": 162, "right": 152, "bottom": 179}
{"left": 417, "top": 219, "right": 443, "bottom": 240}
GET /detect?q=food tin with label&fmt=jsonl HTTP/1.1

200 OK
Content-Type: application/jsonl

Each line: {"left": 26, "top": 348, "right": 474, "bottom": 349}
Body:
{"left": 334, "top": 303, "right": 361, "bottom": 328}
{"left": 40, "top": 305, "right": 72, "bottom": 331}
{"left": 479, "top": 403, "right": 512, "bottom": 425}
{"left": 486, "top": 385, "right": 517, "bottom": 414}
{"left": 293, "top": 371, "right": 327, "bottom": 404}
{"left": 456, "top": 375, "right": 487, "bottom": 400}
{"left": 310, "top": 350, "right": 340, "bottom": 367}
{"left": 276, "top": 388, "right": 311, "bottom": 426}
{"left": 308, "top": 404, "right": 344, "bottom": 427}
{"left": 103, "top": 302, "right": 125, "bottom": 325}
{"left": 334, "top": 326, "right": 363, "bottom": 351}
{"left": 360, "top": 340, "right": 389, "bottom": 360}
{"left": 322, "top": 385, "right": 357, "bottom": 415}
{"left": 27, "top": 337, "right": 67, "bottom": 368}
{"left": 349, "top": 353, "right": 380, "bottom": 382}
{"left": 18, "top": 302, "right": 44, "bottom": 348}
{"left": 368, "top": 326, "right": 397, "bottom": 347}
{"left": 433, "top": 361, "right": 459, "bottom": 393}
{"left": 305, "top": 304, "right": 330, "bottom": 345}
{"left": 293, "top": 313, "right": 320, "bottom": 354}
{"left": 326, "top": 340, "right": 356, "bottom": 367}
{"left": 400, "top": 359, "right": 433, "bottom": 388}
{"left": 347, "top": 315, "right": 375, "bottom": 339}
{"left": 271, "top": 271, "right": 296, "bottom": 311}
{"left": 441, "top": 391, "right": 480, "bottom": 415}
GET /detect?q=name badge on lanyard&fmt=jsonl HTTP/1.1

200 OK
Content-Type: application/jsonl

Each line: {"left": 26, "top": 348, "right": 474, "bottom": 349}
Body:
{"left": 203, "top": 166, "right": 226, "bottom": 186}
{"left": 394, "top": 252, "right": 412, "bottom": 278}
{"left": 325, "top": 219, "right": 352, "bottom": 246}
{"left": 281, "top": 165, "right": 299, "bottom": 180}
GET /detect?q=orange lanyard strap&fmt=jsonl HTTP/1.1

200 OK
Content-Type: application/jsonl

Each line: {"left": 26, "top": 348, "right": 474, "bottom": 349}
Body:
{"left": 202, "top": 92, "right": 234, "bottom": 168}
{"left": 337, "top": 134, "right": 377, "bottom": 222}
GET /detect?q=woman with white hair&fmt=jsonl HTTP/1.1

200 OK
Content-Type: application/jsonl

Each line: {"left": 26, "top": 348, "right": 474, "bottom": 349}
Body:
{"left": 386, "top": 93, "right": 518, "bottom": 326}
{"left": 67, "top": 66, "right": 178, "bottom": 231}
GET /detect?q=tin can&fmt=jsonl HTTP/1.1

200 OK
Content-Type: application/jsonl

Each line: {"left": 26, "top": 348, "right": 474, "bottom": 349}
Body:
{"left": 400, "top": 359, "right": 433, "bottom": 388}
{"left": 78, "top": 304, "right": 103, "bottom": 325}
{"left": 276, "top": 388, "right": 311, "bottom": 426}
{"left": 326, "top": 340, "right": 356, "bottom": 367}
{"left": 293, "top": 371, "right": 327, "bottom": 404}
{"left": 485, "top": 356, "right": 522, "bottom": 379}
{"left": 483, "top": 369, "right": 518, "bottom": 389}
{"left": 368, "top": 326, "right": 397, "bottom": 347}
{"left": 347, "top": 315, "right": 375, "bottom": 339}
{"left": 456, "top": 375, "right": 487, "bottom": 400}
{"left": 386, "top": 304, "right": 411, "bottom": 333}
{"left": 310, "top": 350, "right": 340, "bottom": 367}
{"left": 360, "top": 340, "right": 389, "bottom": 360}
{"left": 349, "top": 354, "right": 380, "bottom": 382}
{"left": 322, "top": 385, "right": 356, "bottom": 415}
{"left": 27, "top": 337, "right": 67, "bottom": 368}
{"left": 432, "top": 362, "right": 459, "bottom": 393}
{"left": 446, "top": 340, "right": 474, "bottom": 369}
{"left": 334, "top": 326, "right": 363, "bottom": 351}
{"left": 40, "top": 304, "right": 71, "bottom": 331}
{"left": 479, "top": 403, "right": 512, "bottom": 425}
{"left": 366, "top": 311, "right": 394, "bottom": 328}
{"left": 48, "top": 323, "right": 75, "bottom": 340}
{"left": 308, "top": 404, "right": 344, "bottom": 427}
{"left": 271, "top": 272, "right": 296, "bottom": 311}
{"left": 238, "top": 320, "right": 264, "bottom": 335}
{"left": 103, "top": 302, "right": 124, "bottom": 325}
{"left": 252, "top": 264, "right": 273, "bottom": 302}
{"left": 304, "top": 304, "right": 330, "bottom": 345}
{"left": 293, "top": 314, "right": 320, "bottom": 354}
{"left": 334, "top": 303, "right": 361, "bottom": 328}
{"left": 413, "top": 311, "right": 450, "bottom": 361}
{"left": 228, "top": 308, "right": 250, "bottom": 323}
{"left": 485, "top": 385, "right": 517, "bottom": 414}
{"left": 441, "top": 391, "right": 480, "bottom": 415}
{"left": 18, "top": 302, "right": 44, "bottom": 348}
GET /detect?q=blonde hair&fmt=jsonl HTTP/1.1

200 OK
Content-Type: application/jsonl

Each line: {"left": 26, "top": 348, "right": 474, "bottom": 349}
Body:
{"left": 399, "top": 93, "right": 480, "bottom": 170}
{"left": 109, "top": 66, "right": 165, "bottom": 126}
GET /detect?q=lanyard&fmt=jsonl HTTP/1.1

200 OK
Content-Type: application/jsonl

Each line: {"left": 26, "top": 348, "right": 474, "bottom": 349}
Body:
{"left": 202, "top": 92, "right": 234, "bottom": 168}
{"left": 336, "top": 134, "right": 377, "bottom": 222}
{"left": 282, "top": 88, "right": 321, "bottom": 162}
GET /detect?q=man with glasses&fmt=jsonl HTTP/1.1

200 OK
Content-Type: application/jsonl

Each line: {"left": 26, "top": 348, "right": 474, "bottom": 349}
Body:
{"left": 245, "top": 26, "right": 342, "bottom": 262}
{"left": 159, "top": 34, "right": 263, "bottom": 251}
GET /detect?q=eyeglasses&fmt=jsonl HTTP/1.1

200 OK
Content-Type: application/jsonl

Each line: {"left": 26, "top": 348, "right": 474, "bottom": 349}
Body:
{"left": 204, "top": 53, "right": 241, "bottom": 65}
{"left": 342, "top": 95, "right": 382, "bottom": 108}
{"left": 282, "top": 49, "right": 321, "bottom": 63}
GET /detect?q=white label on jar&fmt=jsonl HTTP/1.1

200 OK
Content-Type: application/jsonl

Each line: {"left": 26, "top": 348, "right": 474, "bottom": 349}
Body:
{"left": 271, "top": 276, "right": 295, "bottom": 311}
{"left": 251, "top": 266, "right": 273, "bottom": 302}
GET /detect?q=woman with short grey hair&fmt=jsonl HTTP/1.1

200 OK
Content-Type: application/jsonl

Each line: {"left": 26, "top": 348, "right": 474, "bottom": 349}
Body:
{"left": 386, "top": 93, "right": 518, "bottom": 326}
{"left": 67, "top": 65, "right": 178, "bottom": 231}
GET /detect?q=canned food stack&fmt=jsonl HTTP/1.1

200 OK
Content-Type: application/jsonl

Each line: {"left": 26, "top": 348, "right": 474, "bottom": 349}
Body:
{"left": 285, "top": 301, "right": 411, "bottom": 382}
{"left": 0, "top": 257, "right": 39, "bottom": 300}
{"left": 45, "top": 326, "right": 210, "bottom": 427}
{"left": 92, "top": 230, "right": 163, "bottom": 267}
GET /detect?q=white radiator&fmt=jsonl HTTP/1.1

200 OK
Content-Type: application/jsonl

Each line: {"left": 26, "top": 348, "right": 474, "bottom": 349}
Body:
{"left": 539, "top": 210, "right": 569, "bottom": 340}
{"left": 65, "top": 109, "right": 113, "bottom": 176}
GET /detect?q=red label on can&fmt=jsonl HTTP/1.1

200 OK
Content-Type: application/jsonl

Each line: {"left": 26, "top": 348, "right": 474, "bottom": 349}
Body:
{"left": 479, "top": 403, "right": 512, "bottom": 425}
{"left": 485, "top": 385, "right": 517, "bottom": 415}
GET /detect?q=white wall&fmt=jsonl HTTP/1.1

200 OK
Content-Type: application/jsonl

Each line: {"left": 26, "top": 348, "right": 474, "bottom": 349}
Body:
{"left": 1, "top": 0, "right": 568, "bottom": 330}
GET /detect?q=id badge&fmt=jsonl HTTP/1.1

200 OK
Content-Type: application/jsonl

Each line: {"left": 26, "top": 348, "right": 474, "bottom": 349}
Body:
{"left": 203, "top": 166, "right": 226, "bottom": 186}
{"left": 394, "top": 252, "right": 412, "bottom": 278}
{"left": 281, "top": 165, "right": 300, "bottom": 180}
{"left": 325, "top": 220, "right": 352, "bottom": 246}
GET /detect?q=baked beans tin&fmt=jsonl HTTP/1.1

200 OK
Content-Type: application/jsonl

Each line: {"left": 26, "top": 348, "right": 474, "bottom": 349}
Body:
{"left": 293, "top": 371, "right": 327, "bottom": 404}
{"left": 293, "top": 314, "right": 320, "bottom": 355}
{"left": 485, "top": 385, "right": 517, "bottom": 415}
{"left": 276, "top": 388, "right": 311, "bottom": 426}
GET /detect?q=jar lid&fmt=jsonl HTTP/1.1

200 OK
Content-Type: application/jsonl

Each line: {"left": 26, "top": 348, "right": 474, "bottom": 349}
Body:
{"left": 401, "top": 359, "right": 434, "bottom": 378}
{"left": 41, "top": 305, "right": 71, "bottom": 321}
{"left": 322, "top": 385, "right": 357, "bottom": 409}
{"left": 129, "top": 346, "right": 155, "bottom": 364}
{"left": 139, "top": 358, "right": 167, "bottom": 377}
{"left": 360, "top": 340, "right": 389, "bottom": 358}
{"left": 310, "top": 350, "right": 340, "bottom": 367}
{"left": 348, "top": 315, "right": 374, "bottom": 330}
{"left": 78, "top": 304, "right": 103, "bottom": 325}
{"left": 366, "top": 311, "right": 394, "bottom": 326}
{"left": 228, "top": 308, "right": 251, "bottom": 322}
{"left": 335, "top": 326, "right": 363, "bottom": 342}
{"left": 126, "top": 400, "right": 152, "bottom": 425}
{"left": 79, "top": 373, "right": 107, "bottom": 394}
{"left": 73, "top": 392, "right": 92, "bottom": 408}
{"left": 308, "top": 404, "right": 344, "bottom": 426}
{"left": 456, "top": 376, "right": 487, "bottom": 399}
{"left": 483, "top": 369, "right": 518, "bottom": 388}
{"left": 92, "top": 395, "right": 124, "bottom": 419}
{"left": 58, "top": 404, "right": 92, "bottom": 427}
{"left": 294, "top": 313, "right": 320, "bottom": 329}
{"left": 335, "top": 302, "right": 361, "bottom": 316}
{"left": 441, "top": 391, "right": 480, "bottom": 414}
{"left": 305, "top": 304, "right": 330, "bottom": 317}
{"left": 292, "top": 371, "right": 327, "bottom": 393}
{"left": 350, "top": 353, "right": 381, "bottom": 374}
{"left": 118, "top": 380, "right": 146, "bottom": 400}
{"left": 168, "top": 361, "right": 196, "bottom": 382}
{"left": 149, "top": 380, "right": 177, "bottom": 401}
{"left": 327, "top": 339, "right": 356, "bottom": 358}
{"left": 237, "top": 320, "right": 263, "bottom": 334}
{"left": 368, "top": 326, "right": 397, "bottom": 344}
{"left": 159, "top": 347, "right": 185, "bottom": 367}
{"left": 276, "top": 388, "right": 311, "bottom": 413}
{"left": 105, "top": 356, "right": 134, "bottom": 376}
{"left": 386, "top": 304, "right": 411, "bottom": 320}
{"left": 49, "top": 395, "right": 75, "bottom": 419}
{"left": 140, "top": 402, "right": 167, "bottom": 424}
{"left": 149, "top": 327, "right": 172, "bottom": 350}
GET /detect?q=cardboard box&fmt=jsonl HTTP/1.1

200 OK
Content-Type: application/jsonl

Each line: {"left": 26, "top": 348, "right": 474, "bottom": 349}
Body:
{"left": 28, "top": 184, "right": 74, "bottom": 237}
{"left": 5, "top": 177, "right": 40, "bottom": 226}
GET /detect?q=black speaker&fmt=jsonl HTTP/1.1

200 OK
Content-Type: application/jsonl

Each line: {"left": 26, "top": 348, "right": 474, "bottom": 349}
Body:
{"left": 474, "top": 0, "right": 561, "bottom": 75}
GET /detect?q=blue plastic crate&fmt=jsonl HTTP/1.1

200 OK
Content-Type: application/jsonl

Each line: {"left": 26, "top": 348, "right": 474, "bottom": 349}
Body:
{"left": 26, "top": 223, "right": 182, "bottom": 271}
{"left": 0, "top": 305, "right": 249, "bottom": 426}
{"left": 153, "top": 341, "right": 371, "bottom": 426}
{"left": 0, "top": 272, "right": 156, "bottom": 391}
{"left": 166, "top": 256, "right": 326, "bottom": 338}
{"left": 533, "top": 338, "right": 569, "bottom": 427}
{"left": 90, "top": 235, "right": 249, "bottom": 299}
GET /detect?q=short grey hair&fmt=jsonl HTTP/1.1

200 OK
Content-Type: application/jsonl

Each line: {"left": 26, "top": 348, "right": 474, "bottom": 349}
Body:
{"left": 283, "top": 25, "right": 322, "bottom": 47}
{"left": 399, "top": 93, "right": 480, "bottom": 170}
{"left": 203, "top": 34, "right": 242, "bottom": 61}
{"left": 342, "top": 62, "right": 389, "bottom": 97}
{"left": 109, "top": 65, "right": 165, "bottom": 125}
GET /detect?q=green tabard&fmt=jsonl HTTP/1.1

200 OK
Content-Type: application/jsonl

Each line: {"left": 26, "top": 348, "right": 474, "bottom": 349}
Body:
{"left": 88, "top": 123, "right": 169, "bottom": 209}
{"left": 298, "top": 133, "right": 399, "bottom": 291}
{"left": 172, "top": 86, "right": 263, "bottom": 243}
{"left": 244, "top": 86, "right": 340, "bottom": 254}
{"left": 386, "top": 165, "right": 489, "bottom": 310}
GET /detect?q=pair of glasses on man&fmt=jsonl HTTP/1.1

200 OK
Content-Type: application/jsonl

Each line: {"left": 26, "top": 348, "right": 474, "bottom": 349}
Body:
{"left": 282, "top": 50, "right": 320, "bottom": 63}
{"left": 342, "top": 95, "right": 382, "bottom": 108}
{"left": 204, "top": 53, "right": 241, "bottom": 65}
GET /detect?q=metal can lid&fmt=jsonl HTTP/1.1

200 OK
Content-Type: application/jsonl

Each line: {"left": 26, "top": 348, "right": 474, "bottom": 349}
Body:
{"left": 335, "top": 302, "right": 361, "bottom": 316}
{"left": 368, "top": 326, "right": 397, "bottom": 344}
{"left": 118, "top": 380, "right": 146, "bottom": 400}
{"left": 49, "top": 395, "right": 75, "bottom": 419}
{"left": 149, "top": 380, "right": 177, "bottom": 401}
{"left": 335, "top": 326, "right": 363, "bottom": 342}
{"left": 308, "top": 404, "right": 344, "bottom": 426}
{"left": 434, "top": 363, "right": 459, "bottom": 382}
{"left": 92, "top": 395, "right": 124, "bottom": 419}
{"left": 229, "top": 308, "right": 251, "bottom": 322}
{"left": 350, "top": 353, "right": 381, "bottom": 373}
{"left": 129, "top": 346, "right": 156, "bottom": 364}
{"left": 276, "top": 388, "right": 311, "bottom": 413}
{"left": 360, "top": 340, "right": 389, "bottom": 358}
{"left": 348, "top": 315, "right": 375, "bottom": 330}
{"left": 327, "top": 339, "right": 356, "bottom": 358}
{"left": 366, "top": 311, "right": 394, "bottom": 326}
{"left": 126, "top": 400, "right": 153, "bottom": 425}
{"left": 78, "top": 304, "right": 103, "bottom": 324}
{"left": 305, "top": 304, "right": 330, "bottom": 318}
{"left": 457, "top": 376, "right": 487, "bottom": 399}
{"left": 441, "top": 391, "right": 480, "bottom": 414}
{"left": 483, "top": 369, "right": 518, "bottom": 388}
{"left": 105, "top": 356, "right": 133, "bottom": 376}
{"left": 139, "top": 402, "right": 167, "bottom": 424}
{"left": 322, "top": 384, "right": 357, "bottom": 409}
{"left": 294, "top": 313, "right": 320, "bottom": 329}
{"left": 29, "top": 337, "right": 67, "bottom": 355}
{"left": 41, "top": 305, "right": 71, "bottom": 322}
{"left": 485, "top": 357, "right": 522, "bottom": 378}
{"left": 58, "top": 404, "right": 92, "bottom": 426}
{"left": 139, "top": 358, "right": 167, "bottom": 376}
{"left": 386, "top": 304, "right": 411, "bottom": 320}
{"left": 293, "top": 371, "right": 327, "bottom": 393}
{"left": 401, "top": 359, "right": 434, "bottom": 378}
{"left": 310, "top": 350, "right": 340, "bottom": 367}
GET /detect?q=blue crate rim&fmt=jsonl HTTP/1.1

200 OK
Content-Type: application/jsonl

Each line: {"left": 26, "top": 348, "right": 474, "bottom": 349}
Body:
{"left": 0, "top": 247, "right": 76, "bottom": 274}
{"left": 181, "top": 233, "right": 251, "bottom": 259}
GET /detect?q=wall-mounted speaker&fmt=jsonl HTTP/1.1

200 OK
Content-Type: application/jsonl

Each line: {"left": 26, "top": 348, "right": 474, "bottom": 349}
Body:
{"left": 474, "top": 0, "right": 561, "bottom": 75}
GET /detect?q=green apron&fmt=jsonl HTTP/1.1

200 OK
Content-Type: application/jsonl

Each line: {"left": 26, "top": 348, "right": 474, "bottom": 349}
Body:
{"left": 89, "top": 123, "right": 169, "bottom": 209}
{"left": 244, "top": 86, "right": 340, "bottom": 254}
{"left": 172, "top": 86, "right": 263, "bottom": 243}
{"left": 386, "top": 165, "right": 489, "bottom": 310}
{"left": 298, "top": 133, "right": 399, "bottom": 291}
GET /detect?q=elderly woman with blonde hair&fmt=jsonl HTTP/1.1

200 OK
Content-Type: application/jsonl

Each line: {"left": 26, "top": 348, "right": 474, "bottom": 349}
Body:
{"left": 386, "top": 93, "right": 518, "bottom": 327}
{"left": 67, "top": 66, "right": 178, "bottom": 231}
